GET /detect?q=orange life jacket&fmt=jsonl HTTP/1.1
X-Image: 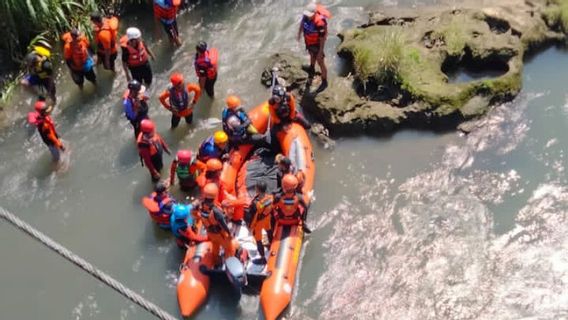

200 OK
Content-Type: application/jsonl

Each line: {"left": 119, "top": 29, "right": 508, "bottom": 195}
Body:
{"left": 137, "top": 133, "right": 163, "bottom": 156}
{"left": 148, "top": 192, "right": 173, "bottom": 225}
{"left": 275, "top": 193, "right": 303, "bottom": 225}
{"left": 120, "top": 36, "right": 148, "bottom": 67}
{"left": 63, "top": 34, "right": 90, "bottom": 71}
{"left": 94, "top": 17, "right": 119, "bottom": 54}
{"left": 269, "top": 94, "right": 297, "bottom": 125}
{"left": 302, "top": 10, "right": 328, "bottom": 46}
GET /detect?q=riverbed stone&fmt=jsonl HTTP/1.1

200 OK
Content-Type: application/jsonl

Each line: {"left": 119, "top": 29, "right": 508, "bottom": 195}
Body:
{"left": 262, "top": 0, "right": 567, "bottom": 135}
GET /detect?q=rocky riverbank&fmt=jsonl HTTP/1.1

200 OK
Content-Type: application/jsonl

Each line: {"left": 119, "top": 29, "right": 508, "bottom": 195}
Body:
{"left": 263, "top": 0, "right": 568, "bottom": 135}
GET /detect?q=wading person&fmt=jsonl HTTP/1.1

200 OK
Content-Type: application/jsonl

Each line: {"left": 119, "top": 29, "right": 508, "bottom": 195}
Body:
{"left": 137, "top": 119, "right": 171, "bottom": 181}
{"left": 153, "top": 0, "right": 182, "bottom": 46}
{"left": 90, "top": 12, "right": 119, "bottom": 72}
{"left": 194, "top": 41, "right": 218, "bottom": 98}
{"left": 121, "top": 27, "right": 156, "bottom": 86}
{"left": 159, "top": 73, "right": 201, "bottom": 129}
{"left": 63, "top": 29, "right": 96, "bottom": 89}
{"left": 21, "top": 46, "right": 56, "bottom": 103}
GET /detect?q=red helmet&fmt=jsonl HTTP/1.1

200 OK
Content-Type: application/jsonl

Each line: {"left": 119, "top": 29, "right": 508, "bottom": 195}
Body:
{"left": 34, "top": 100, "right": 48, "bottom": 112}
{"left": 225, "top": 95, "right": 241, "bottom": 109}
{"left": 140, "top": 119, "right": 155, "bottom": 133}
{"left": 176, "top": 149, "right": 192, "bottom": 164}
{"left": 170, "top": 73, "right": 184, "bottom": 86}
{"left": 282, "top": 174, "right": 299, "bottom": 193}
{"left": 206, "top": 158, "right": 223, "bottom": 172}
{"left": 203, "top": 183, "right": 219, "bottom": 200}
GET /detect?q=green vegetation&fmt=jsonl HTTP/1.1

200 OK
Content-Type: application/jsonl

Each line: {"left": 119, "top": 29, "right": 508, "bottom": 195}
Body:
{"left": 352, "top": 28, "right": 405, "bottom": 83}
{"left": 0, "top": 0, "right": 148, "bottom": 102}
{"left": 543, "top": 0, "right": 568, "bottom": 33}
{"left": 0, "top": 0, "right": 146, "bottom": 63}
{"left": 437, "top": 16, "right": 468, "bottom": 56}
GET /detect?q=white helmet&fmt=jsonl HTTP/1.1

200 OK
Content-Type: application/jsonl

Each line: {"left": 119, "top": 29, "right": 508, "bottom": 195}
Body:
{"left": 126, "top": 27, "right": 142, "bottom": 40}
{"left": 227, "top": 115, "right": 242, "bottom": 130}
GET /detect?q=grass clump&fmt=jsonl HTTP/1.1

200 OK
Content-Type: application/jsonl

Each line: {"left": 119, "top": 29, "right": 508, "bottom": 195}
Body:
{"left": 543, "top": 0, "right": 568, "bottom": 33}
{"left": 351, "top": 27, "right": 405, "bottom": 84}
{"left": 437, "top": 16, "right": 468, "bottom": 56}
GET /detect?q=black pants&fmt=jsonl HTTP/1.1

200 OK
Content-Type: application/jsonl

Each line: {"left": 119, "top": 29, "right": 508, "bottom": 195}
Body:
{"left": 130, "top": 63, "right": 153, "bottom": 87}
{"left": 71, "top": 68, "right": 96, "bottom": 86}
{"left": 151, "top": 153, "right": 164, "bottom": 172}
{"left": 130, "top": 114, "right": 149, "bottom": 139}
{"left": 171, "top": 113, "right": 193, "bottom": 128}
{"left": 205, "top": 76, "right": 216, "bottom": 97}
{"left": 97, "top": 52, "right": 117, "bottom": 71}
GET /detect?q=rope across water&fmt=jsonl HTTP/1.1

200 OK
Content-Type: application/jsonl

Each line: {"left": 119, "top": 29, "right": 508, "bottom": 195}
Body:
{"left": 0, "top": 207, "right": 178, "bottom": 320}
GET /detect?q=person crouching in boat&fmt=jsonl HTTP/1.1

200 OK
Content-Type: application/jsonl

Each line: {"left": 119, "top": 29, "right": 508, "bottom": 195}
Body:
{"left": 247, "top": 181, "right": 274, "bottom": 265}
{"left": 137, "top": 119, "right": 171, "bottom": 182}
{"left": 197, "top": 131, "right": 229, "bottom": 162}
{"left": 159, "top": 73, "right": 201, "bottom": 129}
{"left": 274, "top": 174, "right": 309, "bottom": 228}
{"left": 268, "top": 85, "right": 311, "bottom": 130}
{"left": 193, "top": 183, "right": 239, "bottom": 267}
{"left": 29, "top": 98, "right": 65, "bottom": 162}
{"left": 169, "top": 149, "right": 205, "bottom": 191}
{"left": 147, "top": 181, "right": 175, "bottom": 228}
{"left": 275, "top": 154, "right": 305, "bottom": 193}
{"left": 170, "top": 203, "right": 208, "bottom": 248}
{"left": 222, "top": 95, "right": 264, "bottom": 147}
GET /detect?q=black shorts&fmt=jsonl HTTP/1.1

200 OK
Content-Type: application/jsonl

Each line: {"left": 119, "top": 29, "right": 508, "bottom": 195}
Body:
{"left": 70, "top": 68, "right": 96, "bottom": 86}
{"left": 161, "top": 20, "right": 179, "bottom": 40}
{"left": 307, "top": 45, "right": 324, "bottom": 57}
{"left": 97, "top": 52, "right": 118, "bottom": 70}
{"left": 129, "top": 63, "right": 153, "bottom": 86}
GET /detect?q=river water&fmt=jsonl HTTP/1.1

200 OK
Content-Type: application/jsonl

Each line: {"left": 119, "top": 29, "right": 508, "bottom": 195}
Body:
{"left": 2, "top": 1, "right": 568, "bottom": 319}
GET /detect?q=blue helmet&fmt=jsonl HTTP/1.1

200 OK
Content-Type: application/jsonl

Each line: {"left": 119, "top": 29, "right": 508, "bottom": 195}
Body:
{"left": 172, "top": 204, "right": 193, "bottom": 224}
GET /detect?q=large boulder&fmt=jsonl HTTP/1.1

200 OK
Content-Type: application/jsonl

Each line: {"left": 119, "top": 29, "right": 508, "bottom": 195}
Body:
{"left": 261, "top": 1, "right": 565, "bottom": 136}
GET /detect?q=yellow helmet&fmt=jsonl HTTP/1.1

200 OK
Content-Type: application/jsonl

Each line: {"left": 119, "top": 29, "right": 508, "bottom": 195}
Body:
{"left": 34, "top": 46, "right": 51, "bottom": 58}
{"left": 213, "top": 131, "right": 228, "bottom": 145}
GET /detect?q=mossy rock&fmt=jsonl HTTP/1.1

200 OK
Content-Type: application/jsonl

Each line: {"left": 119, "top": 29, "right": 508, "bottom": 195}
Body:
{"left": 261, "top": 1, "right": 566, "bottom": 135}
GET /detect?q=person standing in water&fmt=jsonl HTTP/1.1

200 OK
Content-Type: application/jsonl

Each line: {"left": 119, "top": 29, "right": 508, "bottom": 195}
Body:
{"left": 121, "top": 27, "right": 156, "bottom": 87}
{"left": 29, "top": 98, "right": 65, "bottom": 162}
{"left": 137, "top": 119, "right": 171, "bottom": 181}
{"left": 123, "top": 80, "right": 150, "bottom": 139}
{"left": 62, "top": 28, "right": 97, "bottom": 89}
{"left": 159, "top": 73, "right": 201, "bottom": 129}
{"left": 153, "top": 0, "right": 182, "bottom": 46}
{"left": 194, "top": 41, "right": 218, "bottom": 98}
{"left": 90, "top": 12, "right": 119, "bottom": 72}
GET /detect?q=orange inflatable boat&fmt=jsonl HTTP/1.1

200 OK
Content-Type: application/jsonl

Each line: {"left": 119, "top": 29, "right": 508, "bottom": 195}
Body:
{"left": 176, "top": 102, "right": 315, "bottom": 320}
{"left": 176, "top": 241, "right": 214, "bottom": 317}
{"left": 260, "top": 122, "right": 315, "bottom": 320}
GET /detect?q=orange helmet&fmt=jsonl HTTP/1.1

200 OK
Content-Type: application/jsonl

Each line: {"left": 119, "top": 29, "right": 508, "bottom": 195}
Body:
{"left": 225, "top": 95, "right": 241, "bottom": 109}
{"left": 170, "top": 73, "right": 183, "bottom": 86}
{"left": 282, "top": 174, "right": 299, "bottom": 193}
{"left": 203, "top": 183, "right": 219, "bottom": 200}
{"left": 206, "top": 158, "right": 223, "bottom": 172}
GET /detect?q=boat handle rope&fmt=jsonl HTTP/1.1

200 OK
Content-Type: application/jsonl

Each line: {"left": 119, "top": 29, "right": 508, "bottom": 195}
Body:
{"left": 0, "top": 207, "right": 178, "bottom": 320}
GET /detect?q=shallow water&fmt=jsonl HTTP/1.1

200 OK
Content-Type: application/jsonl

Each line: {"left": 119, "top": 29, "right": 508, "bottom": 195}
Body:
{"left": 1, "top": 1, "right": 568, "bottom": 319}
